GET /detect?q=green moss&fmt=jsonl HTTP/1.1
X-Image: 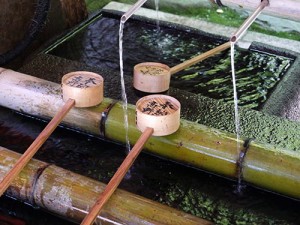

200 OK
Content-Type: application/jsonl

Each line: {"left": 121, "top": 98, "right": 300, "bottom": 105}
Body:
{"left": 158, "top": 5, "right": 300, "bottom": 41}
{"left": 85, "top": 0, "right": 136, "bottom": 13}
{"left": 85, "top": 0, "right": 299, "bottom": 41}
{"left": 158, "top": 182, "right": 295, "bottom": 225}
{"left": 169, "top": 88, "right": 300, "bottom": 152}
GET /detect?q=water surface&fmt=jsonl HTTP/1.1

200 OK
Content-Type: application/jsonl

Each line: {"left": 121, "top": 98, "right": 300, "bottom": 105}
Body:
{"left": 49, "top": 13, "right": 293, "bottom": 109}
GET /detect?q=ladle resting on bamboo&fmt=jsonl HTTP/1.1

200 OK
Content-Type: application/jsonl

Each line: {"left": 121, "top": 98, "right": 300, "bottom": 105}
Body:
{"left": 0, "top": 71, "right": 104, "bottom": 196}
{"left": 133, "top": 0, "right": 269, "bottom": 94}
{"left": 81, "top": 95, "right": 181, "bottom": 225}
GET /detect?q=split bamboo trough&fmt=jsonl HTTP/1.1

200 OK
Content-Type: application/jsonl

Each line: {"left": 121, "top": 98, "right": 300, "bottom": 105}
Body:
{"left": 0, "top": 68, "right": 299, "bottom": 200}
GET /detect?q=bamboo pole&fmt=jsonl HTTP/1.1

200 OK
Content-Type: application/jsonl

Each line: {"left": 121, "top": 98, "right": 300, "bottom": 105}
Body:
{"left": 0, "top": 146, "right": 211, "bottom": 225}
{"left": 0, "top": 68, "right": 299, "bottom": 199}
{"left": 211, "top": 0, "right": 300, "bottom": 22}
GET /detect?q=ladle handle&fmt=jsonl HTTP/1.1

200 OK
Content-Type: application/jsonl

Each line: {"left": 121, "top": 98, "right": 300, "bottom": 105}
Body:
{"left": 169, "top": 41, "right": 231, "bottom": 75}
{"left": 0, "top": 98, "right": 75, "bottom": 196}
{"left": 81, "top": 127, "right": 154, "bottom": 225}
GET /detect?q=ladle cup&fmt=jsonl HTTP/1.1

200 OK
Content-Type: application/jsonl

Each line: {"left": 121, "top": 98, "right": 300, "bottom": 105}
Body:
{"left": 0, "top": 71, "right": 104, "bottom": 196}
{"left": 133, "top": 41, "right": 231, "bottom": 93}
{"left": 81, "top": 94, "right": 181, "bottom": 225}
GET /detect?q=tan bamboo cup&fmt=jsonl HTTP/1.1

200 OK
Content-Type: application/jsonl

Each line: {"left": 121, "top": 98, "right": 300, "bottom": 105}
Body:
{"left": 133, "top": 62, "right": 171, "bottom": 93}
{"left": 133, "top": 42, "right": 231, "bottom": 93}
{"left": 136, "top": 94, "right": 181, "bottom": 136}
{"left": 62, "top": 71, "right": 104, "bottom": 107}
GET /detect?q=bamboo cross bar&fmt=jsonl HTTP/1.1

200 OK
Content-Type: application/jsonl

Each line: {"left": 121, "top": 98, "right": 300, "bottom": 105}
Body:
{"left": 81, "top": 95, "right": 181, "bottom": 225}
{"left": 0, "top": 71, "right": 104, "bottom": 196}
{"left": 0, "top": 146, "right": 212, "bottom": 224}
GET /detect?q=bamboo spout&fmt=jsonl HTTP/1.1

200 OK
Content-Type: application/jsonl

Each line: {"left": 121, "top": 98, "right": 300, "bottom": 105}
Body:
{"left": 212, "top": 0, "right": 300, "bottom": 21}
{"left": 121, "top": 0, "right": 148, "bottom": 23}
{"left": 230, "top": 0, "right": 269, "bottom": 43}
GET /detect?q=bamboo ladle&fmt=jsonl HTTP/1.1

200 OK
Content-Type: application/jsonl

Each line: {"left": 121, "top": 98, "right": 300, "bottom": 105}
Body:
{"left": 0, "top": 71, "right": 104, "bottom": 196}
{"left": 133, "top": 41, "right": 231, "bottom": 93}
{"left": 133, "top": 0, "right": 269, "bottom": 94}
{"left": 81, "top": 94, "right": 181, "bottom": 225}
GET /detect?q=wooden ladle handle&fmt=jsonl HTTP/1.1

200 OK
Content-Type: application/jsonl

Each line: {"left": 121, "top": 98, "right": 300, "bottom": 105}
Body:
{"left": 81, "top": 127, "right": 154, "bottom": 225}
{"left": 169, "top": 41, "right": 231, "bottom": 75}
{"left": 0, "top": 98, "right": 75, "bottom": 196}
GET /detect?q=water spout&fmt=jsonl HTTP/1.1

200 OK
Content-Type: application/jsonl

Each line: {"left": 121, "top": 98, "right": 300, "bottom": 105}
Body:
{"left": 121, "top": 0, "right": 148, "bottom": 23}
{"left": 230, "top": 0, "right": 269, "bottom": 43}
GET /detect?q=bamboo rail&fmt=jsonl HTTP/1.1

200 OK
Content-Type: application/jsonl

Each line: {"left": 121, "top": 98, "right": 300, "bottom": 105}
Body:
{"left": 211, "top": 0, "right": 300, "bottom": 21}
{"left": 0, "top": 68, "right": 299, "bottom": 199}
{"left": 0, "top": 146, "right": 210, "bottom": 225}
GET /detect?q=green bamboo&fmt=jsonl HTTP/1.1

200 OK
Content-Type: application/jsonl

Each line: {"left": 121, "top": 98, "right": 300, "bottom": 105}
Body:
{"left": 0, "top": 68, "right": 299, "bottom": 199}
{"left": 0, "top": 146, "right": 211, "bottom": 225}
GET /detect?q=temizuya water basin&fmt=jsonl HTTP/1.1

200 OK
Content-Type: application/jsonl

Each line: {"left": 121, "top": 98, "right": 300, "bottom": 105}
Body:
{"left": 0, "top": 5, "right": 300, "bottom": 225}
{"left": 47, "top": 11, "right": 294, "bottom": 109}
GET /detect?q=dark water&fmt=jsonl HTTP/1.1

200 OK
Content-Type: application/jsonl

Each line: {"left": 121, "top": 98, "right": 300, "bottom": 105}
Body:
{"left": 0, "top": 107, "right": 299, "bottom": 224}
{"left": 48, "top": 14, "right": 293, "bottom": 109}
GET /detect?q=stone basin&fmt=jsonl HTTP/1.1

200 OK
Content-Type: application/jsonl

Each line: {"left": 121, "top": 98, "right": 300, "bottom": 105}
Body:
{"left": 0, "top": 1, "right": 300, "bottom": 225}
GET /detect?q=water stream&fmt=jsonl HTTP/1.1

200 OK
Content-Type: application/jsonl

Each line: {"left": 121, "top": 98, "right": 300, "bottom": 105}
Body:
{"left": 155, "top": 0, "right": 160, "bottom": 30}
{"left": 230, "top": 42, "right": 241, "bottom": 150}
{"left": 119, "top": 0, "right": 160, "bottom": 153}
{"left": 230, "top": 41, "right": 243, "bottom": 194}
{"left": 119, "top": 21, "right": 130, "bottom": 152}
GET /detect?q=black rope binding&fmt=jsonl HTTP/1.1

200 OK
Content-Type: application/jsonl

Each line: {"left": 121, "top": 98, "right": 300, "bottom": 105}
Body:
{"left": 0, "top": 0, "right": 50, "bottom": 66}
{"left": 99, "top": 101, "right": 117, "bottom": 137}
